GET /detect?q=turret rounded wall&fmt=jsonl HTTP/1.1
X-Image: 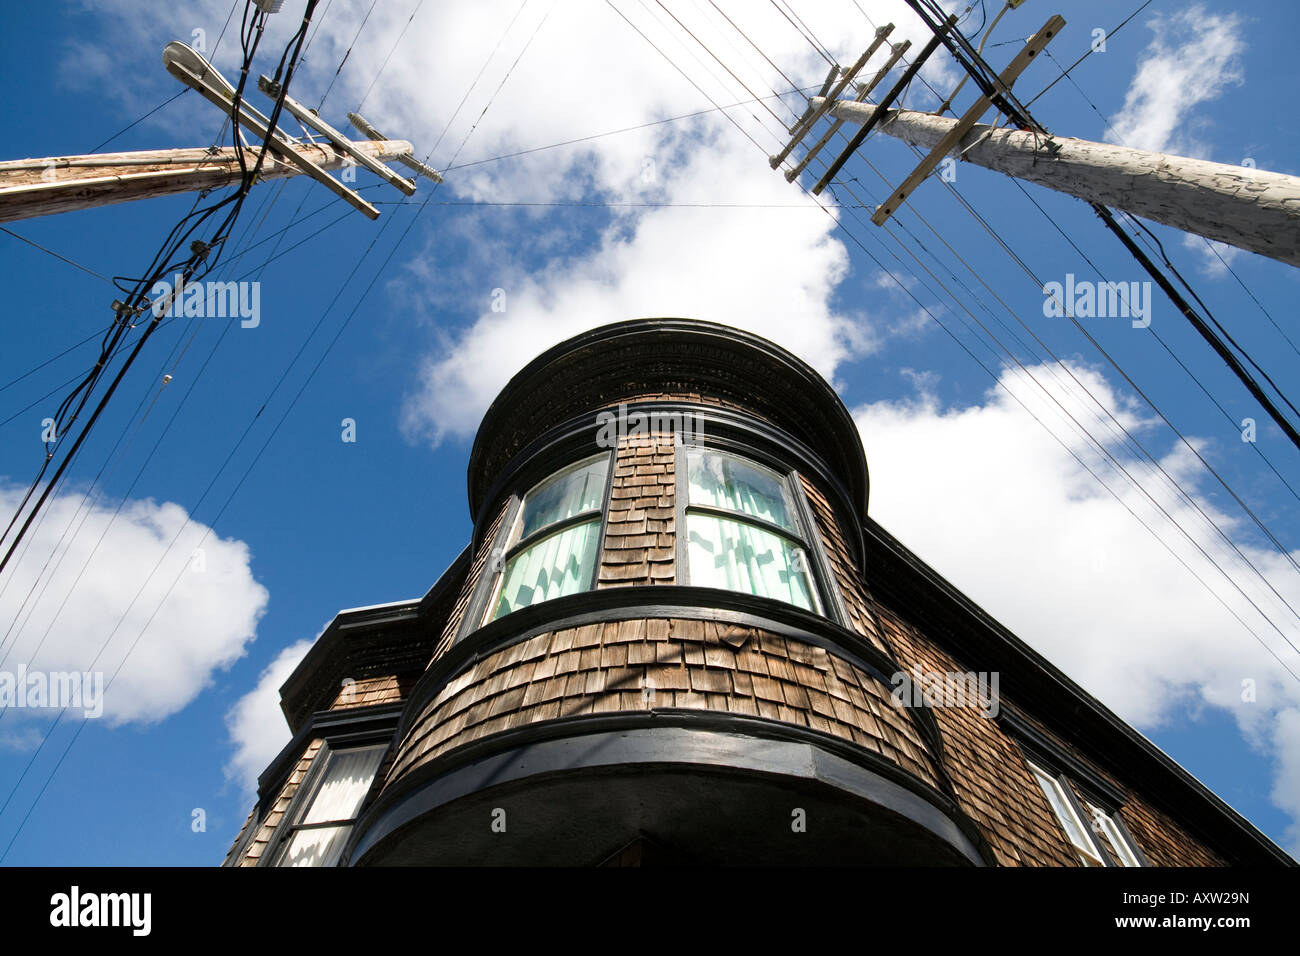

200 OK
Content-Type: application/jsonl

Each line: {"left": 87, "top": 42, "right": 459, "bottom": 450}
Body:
{"left": 351, "top": 321, "right": 980, "bottom": 865}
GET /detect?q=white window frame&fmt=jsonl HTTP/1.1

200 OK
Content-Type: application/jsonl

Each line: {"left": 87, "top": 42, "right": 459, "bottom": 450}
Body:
{"left": 1028, "top": 758, "right": 1146, "bottom": 867}
{"left": 678, "top": 446, "right": 828, "bottom": 616}
{"left": 1085, "top": 800, "right": 1144, "bottom": 867}
{"left": 1030, "top": 759, "right": 1106, "bottom": 866}
{"left": 481, "top": 452, "right": 613, "bottom": 625}
{"left": 266, "top": 740, "right": 387, "bottom": 868}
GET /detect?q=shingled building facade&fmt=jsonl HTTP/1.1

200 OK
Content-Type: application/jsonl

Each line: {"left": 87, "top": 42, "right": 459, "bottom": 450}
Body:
{"left": 223, "top": 318, "right": 1291, "bottom": 867}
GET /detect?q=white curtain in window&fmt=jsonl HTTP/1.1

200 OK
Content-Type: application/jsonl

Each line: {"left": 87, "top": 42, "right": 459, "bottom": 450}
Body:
{"left": 518, "top": 458, "right": 608, "bottom": 540}
{"left": 281, "top": 825, "right": 350, "bottom": 868}
{"left": 687, "top": 448, "right": 795, "bottom": 531}
{"left": 300, "top": 747, "right": 385, "bottom": 824}
{"left": 493, "top": 518, "right": 602, "bottom": 618}
{"left": 280, "top": 745, "right": 385, "bottom": 867}
{"left": 687, "top": 513, "right": 815, "bottom": 611}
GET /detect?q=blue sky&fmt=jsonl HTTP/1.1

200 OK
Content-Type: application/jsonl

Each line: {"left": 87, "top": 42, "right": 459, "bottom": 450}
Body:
{"left": 1, "top": 0, "right": 1298, "bottom": 865}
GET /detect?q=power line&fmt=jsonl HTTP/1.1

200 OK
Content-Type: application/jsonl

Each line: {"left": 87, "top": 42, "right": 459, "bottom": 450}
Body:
{"left": 355, "top": 0, "right": 427, "bottom": 113}
{"left": 1024, "top": 0, "right": 1155, "bottom": 109}
{"left": 614, "top": 0, "right": 1300, "bottom": 671}
{"left": 0, "top": 0, "right": 555, "bottom": 861}
{"left": 0, "top": 228, "right": 113, "bottom": 284}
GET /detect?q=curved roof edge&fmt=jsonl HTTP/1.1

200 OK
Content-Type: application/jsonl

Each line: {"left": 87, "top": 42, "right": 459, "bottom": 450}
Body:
{"left": 466, "top": 318, "right": 869, "bottom": 520}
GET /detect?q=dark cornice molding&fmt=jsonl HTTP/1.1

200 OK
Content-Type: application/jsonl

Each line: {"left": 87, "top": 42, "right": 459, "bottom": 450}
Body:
{"left": 465, "top": 318, "right": 870, "bottom": 522}
{"left": 349, "top": 711, "right": 994, "bottom": 867}
{"left": 277, "top": 547, "right": 470, "bottom": 731}
{"left": 862, "top": 516, "right": 1296, "bottom": 867}
{"left": 255, "top": 702, "right": 405, "bottom": 809}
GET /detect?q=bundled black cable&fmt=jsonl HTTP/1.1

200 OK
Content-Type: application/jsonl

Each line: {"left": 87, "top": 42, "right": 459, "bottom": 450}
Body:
{"left": 0, "top": 0, "right": 321, "bottom": 580}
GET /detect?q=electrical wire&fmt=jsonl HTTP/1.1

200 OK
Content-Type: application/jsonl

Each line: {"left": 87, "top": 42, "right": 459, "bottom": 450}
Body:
{"left": 612, "top": 0, "right": 1300, "bottom": 671}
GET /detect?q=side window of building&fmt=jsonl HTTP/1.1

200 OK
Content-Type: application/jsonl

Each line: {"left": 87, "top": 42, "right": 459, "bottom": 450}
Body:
{"left": 267, "top": 741, "right": 387, "bottom": 867}
{"left": 680, "top": 447, "right": 828, "bottom": 616}
{"left": 483, "top": 453, "right": 612, "bottom": 622}
{"left": 1028, "top": 757, "right": 1146, "bottom": 867}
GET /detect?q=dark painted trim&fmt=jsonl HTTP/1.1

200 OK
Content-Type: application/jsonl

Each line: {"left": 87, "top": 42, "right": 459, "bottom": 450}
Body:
{"left": 592, "top": 447, "right": 617, "bottom": 590}
{"left": 393, "top": 585, "right": 948, "bottom": 770}
{"left": 791, "top": 466, "right": 853, "bottom": 628}
{"left": 277, "top": 547, "right": 471, "bottom": 730}
{"left": 999, "top": 706, "right": 1126, "bottom": 809}
{"left": 466, "top": 319, "right": 869, "bottom": 522}
{"left": 864, "top": 518, "right": 1296, "bottom": 866}
{"left": 349, "top": 714, "right": 990, "bottom": 866}
{"left": 1111, "top": 812, "right": 1153, "bottom": 868}
{"left": 458, "top": 496, "right": 522, "bottom": 642}
{"left": 471, "top": 401, "right": 865, "bottom": 568}
{"left": 255, "top": 702, "right": 404, "bottom": 809}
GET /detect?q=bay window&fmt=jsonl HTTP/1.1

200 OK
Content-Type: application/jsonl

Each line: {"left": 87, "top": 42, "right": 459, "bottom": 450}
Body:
{"left": 681, "top": 448, "right": 823, "bottom": 614}
{"left": 485, "top": 454, "right": 611, "bottom": 621}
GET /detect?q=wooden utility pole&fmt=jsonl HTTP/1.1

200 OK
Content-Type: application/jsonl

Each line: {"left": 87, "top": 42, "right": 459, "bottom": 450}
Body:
{"left": 0, "top": 139, "right": 412, "bottom": 225}
{"left": 816, "top": 100, "right": 1300, "bottom": 268}
{"left": 0, "top": 40, "right": 438, "bottom": 225}
{"left": 768, "top": 3, "right": 1300, "bottom": 452}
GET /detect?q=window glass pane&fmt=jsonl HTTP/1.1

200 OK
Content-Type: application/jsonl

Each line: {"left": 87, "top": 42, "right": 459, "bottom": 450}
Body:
{"left": 1031, "top": 764, "right": 1102, "bottom": 861}
{"left": 518, "top": 457, "right": 608, "bottom": 541}
{"left": 492, "top": 518, "right": 602, "bottom": 619}
{"left": 688, "top": 449, "right": 796, "bottom": 532}
{"left": 687, "top": 513, "right": 816, "bottom": 611}
{"left": 1088, "top": 802, "right": 1142, "bottom": 866}
{"left": 281, "top": 825, "right": 352, "bottom": 868}
{"left": 300, "top": 746, "right": 386, "bottom": 824}
{"left": 275, "top": 744, "right": 385, "bottom": 868}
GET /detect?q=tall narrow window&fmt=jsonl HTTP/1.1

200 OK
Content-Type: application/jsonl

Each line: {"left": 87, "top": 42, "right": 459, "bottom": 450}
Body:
{"left": 1029, "top": 759, "right": 1107, "bottom": 866}
{"left": 272, "top": 742, "right": 386, "bottom": 867}
{"left": 1086, "top": 800, "right": 1144, "bottom": 867}
{"left": 1029, "top": 759, "right": 1119, "bottom": 867}
{"left": 682, "top": 448, "right": 822, "bottom": 613}
{"left": 486, "top": 454, "right": 610, "bottom": 621}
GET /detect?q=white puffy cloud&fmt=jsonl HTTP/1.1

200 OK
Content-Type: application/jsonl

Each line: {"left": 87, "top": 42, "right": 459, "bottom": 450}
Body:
{"left": 399, "top": 126, "right": 870, "bottom": 444}
{"left": 854, "top": 363, "right": 1300, "bottom": 854}
{"left": 223, "top": 637, "right": 313, "bottom": 796}
{"left": 69, "top": 1, "right": 959, "bottom": 447}
{"left": 1107, "top": 5, "right": 1245, "bottom": 156}
{"left": 0, "top": 484, "right": 268, "bottom": 726}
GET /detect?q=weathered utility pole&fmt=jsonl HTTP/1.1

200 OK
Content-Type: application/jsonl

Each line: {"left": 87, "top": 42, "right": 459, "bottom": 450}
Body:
{"left": 0, "top": 41, "right": 439, "bottom": 225}
{"left": 772, "top": 9, "right": 1300, "bottom": 270}
{"left": 769, "top": 3, "right": 1300, "bottom": 453}
{"left": 816, "top": 100, "right": 1300, "bottom": 269}
{"left": 0, "top": 139, "right": 412, "bottom": 224}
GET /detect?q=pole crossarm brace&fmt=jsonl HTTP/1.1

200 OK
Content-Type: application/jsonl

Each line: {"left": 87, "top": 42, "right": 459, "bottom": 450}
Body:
{"left": 258, "top": 75, "right": 416, "bottom": 195}
{"left": 769, "top": 24, "right": 895, "bottom": 171}
{"left": 869, "top": 15, "right": 1064, "bottom": 224}
{"left": 163, "top": 41, "right": 382, "bottom": 219}
{"left": 785, "top": 39, "right": 912, "bottom": 183}
{"left": 812, "top": 14, "right": 956, "bottom": 196}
